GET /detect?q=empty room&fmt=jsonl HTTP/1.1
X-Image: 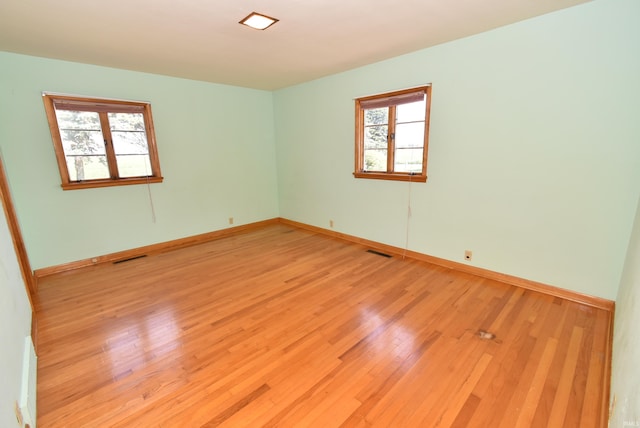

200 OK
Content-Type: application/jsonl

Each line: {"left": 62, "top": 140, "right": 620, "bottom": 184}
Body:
{"left": 1, "top": 0, "right": 639, "bottom": 426}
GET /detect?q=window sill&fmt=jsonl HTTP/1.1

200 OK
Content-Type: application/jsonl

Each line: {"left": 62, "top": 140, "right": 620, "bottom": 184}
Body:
{"left": 353, "top": 172, "right": 427, "bottom": 183}
{"left": 61, "top": 176, "right": 164, "bottom": 190}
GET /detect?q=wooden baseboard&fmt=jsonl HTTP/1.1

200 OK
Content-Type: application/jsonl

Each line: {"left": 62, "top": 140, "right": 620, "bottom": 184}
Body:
{"left": 33, "top": 216, "right": 615, "bottom": 312}
{"left": 33, "top": 218, "right": 280, "bottom": 279}
{"left": 602, "top": 307, "right": 614, "bottom": 428}
{"left": 278, "top": 218, "right": 615, "bottom": 312}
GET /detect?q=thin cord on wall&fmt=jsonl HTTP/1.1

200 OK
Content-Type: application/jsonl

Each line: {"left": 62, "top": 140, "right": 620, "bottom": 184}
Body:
{"left": 144, "top": 161, "right": 157, "bottom": 223}
{"left": 146, "top": 175, "right": 157, "bottom": 223}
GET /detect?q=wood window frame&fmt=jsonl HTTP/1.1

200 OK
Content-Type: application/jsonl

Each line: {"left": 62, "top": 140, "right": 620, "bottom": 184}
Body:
{"left": 42, "top": 93, "right": 163, "bottom": 190}
{"left": 354, "top": 85, "right": 432, "bottom": 183}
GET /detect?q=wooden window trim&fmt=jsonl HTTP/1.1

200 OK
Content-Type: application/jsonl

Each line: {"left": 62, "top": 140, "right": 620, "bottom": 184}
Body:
{"left": 354, "top": 85, "right": 431, "bottom": 183}
{"left": 42, "top": 93, "right": 163, "bottom": 190}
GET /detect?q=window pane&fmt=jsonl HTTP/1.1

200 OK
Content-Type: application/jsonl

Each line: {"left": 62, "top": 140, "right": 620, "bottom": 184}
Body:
{"left": 56, "top": 110, "right": 105, "bottom": 155}
{"left": 395, "top": 122, "right": 425, "bottom": 148}
{"left": 364, "top": 149, "right": 387, "bottom": 172}
{"left": 108, "top": 112, "right": 145, "bottom": 132}
{"left": 56, "top": 109, "right": 101, "bottom": 131}
{"left": 365, "top": 125, "right": 388, "bottom": 149}
{"left": 108, "top": 113, "right": 152, "bottom": 177}
{"left": 56, "top": 110, "right": 109, "bottom": 180}
{"left": 394, "top": 148, "right": 423, "bottom": 173}
{"left": 364, "top": 110, "right": 388, "bottom": 170}
{"left": 65, "top": 155, "right": 110, "bottom": 181}
{"left": 364, "top": 107, "right": 388, "bottom": 126}
{"left": 116, "top": 155, "right": 153, "bottom": 178}
{"left": 396, "top": 99, "right": 425, "bottom": 123}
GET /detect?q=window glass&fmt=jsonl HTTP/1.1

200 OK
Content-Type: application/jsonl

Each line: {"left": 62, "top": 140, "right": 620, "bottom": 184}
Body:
{"left": 364, "top": 108, "right": 388, "bottom": 172}
{"left": 56, "top": 110, "right": 109, "bottom": 181}
{"left": 108, "top": 112, "right": 152, "bottom": 178}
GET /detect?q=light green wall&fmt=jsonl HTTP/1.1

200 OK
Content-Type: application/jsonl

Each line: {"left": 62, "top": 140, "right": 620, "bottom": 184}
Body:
{"left": 273, "top": 0, "right": 640, "bottom": 300}
{"left": 1, "top": 0, "right": 639, "bottom": 301}
{"left": 0, "top": 53, "right": 280, "bottom": 269}
{"left": 611, "top": 194, "right": 640, "bottom": 426}
{"left": 0, "top": 160, "right": 32, "bottom": 426}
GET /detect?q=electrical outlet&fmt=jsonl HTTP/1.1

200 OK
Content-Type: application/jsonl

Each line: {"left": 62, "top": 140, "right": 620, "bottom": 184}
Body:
{"left": 329, "top": 220, "right": 334, "bottom": 228}
{"left": 464, "top": 250, "right": 472, "bottom": 261}
{"left": 228, "top": 217, "right": 234, "bottom": 225}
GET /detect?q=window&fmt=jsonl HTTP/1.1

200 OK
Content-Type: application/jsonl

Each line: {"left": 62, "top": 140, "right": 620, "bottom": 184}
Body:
{"left": 42, "top": 93, "right": 163, "bottom": 190}
{"left": 354, "top": 85, "right": 431, "bottom": 182}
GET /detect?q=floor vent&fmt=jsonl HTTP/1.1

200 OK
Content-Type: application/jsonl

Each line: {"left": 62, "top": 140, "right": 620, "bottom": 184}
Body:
{"left": 113, "top": 255, "right": 147, "bottom": 264}
{"left": 366, "top": 249, "right": 392, "bottom": 258}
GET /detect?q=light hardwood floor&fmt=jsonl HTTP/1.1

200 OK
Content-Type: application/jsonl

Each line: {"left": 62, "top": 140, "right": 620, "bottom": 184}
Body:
{"left": 35, "top": 224, "right": 611, "bottom": 427}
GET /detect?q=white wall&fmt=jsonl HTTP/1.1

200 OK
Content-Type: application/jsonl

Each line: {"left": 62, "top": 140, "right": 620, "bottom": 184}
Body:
{"left": 0, "top": 163, "right": 33, "bottom": 426}
{"left": 0, "top": 53, "right": 280, "bottom": 269}
{"left": 273, "top": 0, "right": 640, "bottom": 300}
{"left": 610, "top": 194, "right": 640, "bottom": 426}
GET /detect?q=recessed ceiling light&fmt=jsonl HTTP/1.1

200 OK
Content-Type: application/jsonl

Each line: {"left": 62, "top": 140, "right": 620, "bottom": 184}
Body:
{"left": 239, "top": 12, "right": 279, "bottom": 30}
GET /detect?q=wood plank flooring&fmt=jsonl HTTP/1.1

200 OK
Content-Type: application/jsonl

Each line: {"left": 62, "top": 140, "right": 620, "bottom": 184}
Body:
{"left": 35, "top": 224, "right": 611, "bottom": 427}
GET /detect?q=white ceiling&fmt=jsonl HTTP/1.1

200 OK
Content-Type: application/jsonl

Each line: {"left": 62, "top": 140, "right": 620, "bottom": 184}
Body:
{"left": 0, "top": 0, "right": 590, "bottom": 90}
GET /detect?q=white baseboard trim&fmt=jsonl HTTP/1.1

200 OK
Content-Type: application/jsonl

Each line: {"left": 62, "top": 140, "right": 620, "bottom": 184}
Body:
{"left": 20, "top": 336, "right": 37, "bottom": 427}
